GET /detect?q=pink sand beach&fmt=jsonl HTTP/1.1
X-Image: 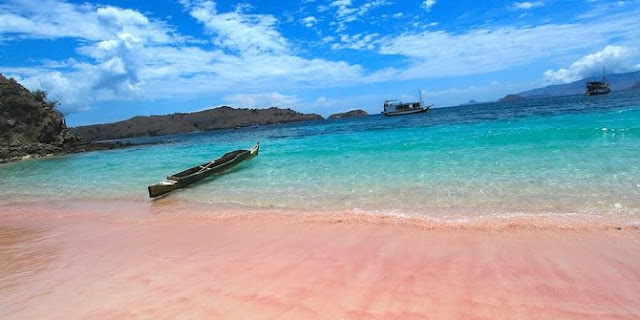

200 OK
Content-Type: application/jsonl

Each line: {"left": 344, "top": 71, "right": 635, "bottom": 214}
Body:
{"left": 1, "top": 199, "right": 640, "bottom": 319}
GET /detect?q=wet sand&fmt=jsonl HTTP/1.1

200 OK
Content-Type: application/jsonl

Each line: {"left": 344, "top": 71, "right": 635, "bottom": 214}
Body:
{"left": 1, "top": 199, "right": 640, "bottom": 319}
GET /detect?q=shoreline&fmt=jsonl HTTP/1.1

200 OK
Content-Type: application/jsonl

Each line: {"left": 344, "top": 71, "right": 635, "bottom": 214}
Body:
{"left": 2, "top": 196, "right": 639, "bottom": 232}
{"left": 2, "top": 198, "right": 640, "bottom": 319}
{"left": 0, "top": 140, "right": 153, "bottom": 164}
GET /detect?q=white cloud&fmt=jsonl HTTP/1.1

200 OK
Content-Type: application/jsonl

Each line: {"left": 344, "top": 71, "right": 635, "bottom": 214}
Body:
{"left": 328, "top": 0, "right": 390, "bottom": 32}
{"left": 513, "top": 2, "right": 544, "bottom": 10}
{"left": 14, "top": 71, "right": 91, "bottom": 112}
{"left": 423, "top": 0, "right": 437, "bottom": 11}
{"left": 223, "top": 92, "right": 301, "bottom": 108}
{"left": 357, "top": 0, "right": 390, "bottom": 16}
{"left": 321, "top": 36, "right": 335, "bottom": 43}
{"left": 377, "top": 13, "right": 640, "bottom": 80}
{"left": 186, "top": 1, "right": 288, "bottom": 55}
{"left": 330, "top": 0, "right": 356, "bottom": 18}
{"left": 0, "top": 0, "right": 105, "bottom": 40}
{"left": 301, "top": 16, "right": 318, "bottom": 28}
{"left": 331, "top": 33, "right": 380, "bottom": 50}
{"left": 544, "top": 45, "right": 640, "bottom": 83}
{"left": 89, "top": 33, "right": 144, "bottom": 98}
{"left": 8, "top": 32, "right": 146, "bottom": 113}
{"left": 1, "top": 0, "right": 369, "bottom": 113}
{"left": 0, "top": 1, "right": 179, "bottom": 112}
{"left": 0, "top": 1, "right": 175, "bottom": 43}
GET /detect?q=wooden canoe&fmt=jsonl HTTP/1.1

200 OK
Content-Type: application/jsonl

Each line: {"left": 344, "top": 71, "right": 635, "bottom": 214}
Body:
{"left": 148, "top": 142, "right": 259, "bottom": 198}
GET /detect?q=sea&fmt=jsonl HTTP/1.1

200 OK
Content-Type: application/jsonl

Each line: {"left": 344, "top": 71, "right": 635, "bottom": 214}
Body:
{"left": 1, "top": 91, "right": 639, "bottom": 224}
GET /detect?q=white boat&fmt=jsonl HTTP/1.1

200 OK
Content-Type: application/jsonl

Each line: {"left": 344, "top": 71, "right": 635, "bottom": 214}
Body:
{"left": 382, "top": 91, "right": 432, "bottom": 116}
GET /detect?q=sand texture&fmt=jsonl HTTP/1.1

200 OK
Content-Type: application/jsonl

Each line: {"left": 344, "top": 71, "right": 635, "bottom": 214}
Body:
{"left": 1, "top": 200, "right": 640, "bottom": 319}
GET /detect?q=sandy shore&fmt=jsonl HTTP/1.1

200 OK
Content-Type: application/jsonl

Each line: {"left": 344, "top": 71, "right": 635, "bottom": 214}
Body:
{"left": 1, "top": 199, "right": 640, "bottom": 319}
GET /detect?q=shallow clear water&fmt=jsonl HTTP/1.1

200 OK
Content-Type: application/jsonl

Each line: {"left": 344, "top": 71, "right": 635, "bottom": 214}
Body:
{"left": 1, "top": 91, "right": 639, "bottom": 218}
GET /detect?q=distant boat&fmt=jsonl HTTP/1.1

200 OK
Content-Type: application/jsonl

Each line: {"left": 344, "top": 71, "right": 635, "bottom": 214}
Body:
{"left": 586, "top": 68, "right": 611, "bottom": 96}
{"left": 148, "top": 142, "right": 259, "bottom": 197}
{"left": 382, "top": 91, "right": 432, "bottom": 116}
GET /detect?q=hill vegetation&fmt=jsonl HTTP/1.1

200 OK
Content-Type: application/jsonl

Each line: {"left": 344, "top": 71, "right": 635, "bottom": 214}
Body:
{"left": 0, "top": 74, "right": 91, "bottom": 162}
{"left": 0, "top": 74, "right": 73, "bottom": 145}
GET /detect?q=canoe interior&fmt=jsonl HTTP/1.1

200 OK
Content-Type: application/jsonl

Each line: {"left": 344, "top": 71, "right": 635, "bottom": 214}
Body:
{"left": 148, "top": 142, "right": 259, "bottom": 198}
{"left": 168, "top": 150, "right": 246, "bottom": 180}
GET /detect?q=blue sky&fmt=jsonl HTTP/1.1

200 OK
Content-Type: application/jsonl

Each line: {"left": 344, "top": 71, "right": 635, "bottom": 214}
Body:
{"left": 1, "top": 0, "right": 640, "bottom": 125}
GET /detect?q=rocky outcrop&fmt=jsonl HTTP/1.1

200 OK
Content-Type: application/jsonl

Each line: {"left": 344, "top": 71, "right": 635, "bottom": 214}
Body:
{"left": 74, "top": 107, "right": 324, "bottom": 141}
{"left": 499, "top": 94, "right": 525, "bottom": 102}
{"left": 328, "top": 109, "right": 368, "bottom": 120}
{"left": 1, "top": 75, "right": 72, "bottom": 145}
{"left": 0, "top": 74, "right": 85, "bottom": 162}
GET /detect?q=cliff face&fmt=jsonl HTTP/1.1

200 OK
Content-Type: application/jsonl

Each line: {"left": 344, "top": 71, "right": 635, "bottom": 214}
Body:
{"left": 0, "top": 74, "right": 70, "bottom": 145}
{"left": 74, "top": 106, "right": 324, "bottom": 141}
{"left": 328, "top": 109, "right": 368, "bottom": 120}
{"left": 0, "top": 74, "right": 82, "bottom": 161}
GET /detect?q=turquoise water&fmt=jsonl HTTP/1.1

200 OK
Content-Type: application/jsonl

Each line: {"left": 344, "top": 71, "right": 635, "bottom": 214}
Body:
{"left": 1, "top": 91, "right": 640, "bottom": 218}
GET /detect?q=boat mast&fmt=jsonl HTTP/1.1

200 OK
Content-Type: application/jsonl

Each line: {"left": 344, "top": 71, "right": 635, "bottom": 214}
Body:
{"left": 418, "top": 89, "right": 424, "bottom": 108}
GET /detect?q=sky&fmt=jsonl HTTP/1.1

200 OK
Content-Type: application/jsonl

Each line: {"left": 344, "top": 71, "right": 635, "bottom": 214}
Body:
{"left": 1, "top": 0, "right": 640, "bottom": 126}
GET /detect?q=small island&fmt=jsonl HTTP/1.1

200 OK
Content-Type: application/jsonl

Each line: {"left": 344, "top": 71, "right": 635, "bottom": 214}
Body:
{"left": 328, "top": 109, "right": 368, "bottom": 120}
{"left": 459, "top": 99, "right": 480, "bottom": 106}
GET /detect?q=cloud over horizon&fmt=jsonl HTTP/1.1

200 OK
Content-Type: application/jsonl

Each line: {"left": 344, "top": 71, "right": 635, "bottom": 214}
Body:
{"left": 544, "top": 45, "right": 640, "bottom": 84}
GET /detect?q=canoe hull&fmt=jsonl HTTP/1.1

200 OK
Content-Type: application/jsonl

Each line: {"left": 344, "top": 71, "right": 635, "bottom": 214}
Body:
{"left": 148, "top": 182, "right": 182, "bottom": 198}
{"left": 148, "top": 142, "right": 259, "bottom": 198}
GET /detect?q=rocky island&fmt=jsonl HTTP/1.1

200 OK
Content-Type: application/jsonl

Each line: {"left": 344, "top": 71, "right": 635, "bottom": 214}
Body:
{"left": 328, "top": 109, "right": 368, "bottom": 119}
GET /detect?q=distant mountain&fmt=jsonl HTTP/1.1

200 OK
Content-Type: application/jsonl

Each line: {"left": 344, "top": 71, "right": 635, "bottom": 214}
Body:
{"left": 499, "top": 94, "right": 525, "bottom": 102}
{"left": 518, "top": 70, "right": 640, "bottom": 98}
